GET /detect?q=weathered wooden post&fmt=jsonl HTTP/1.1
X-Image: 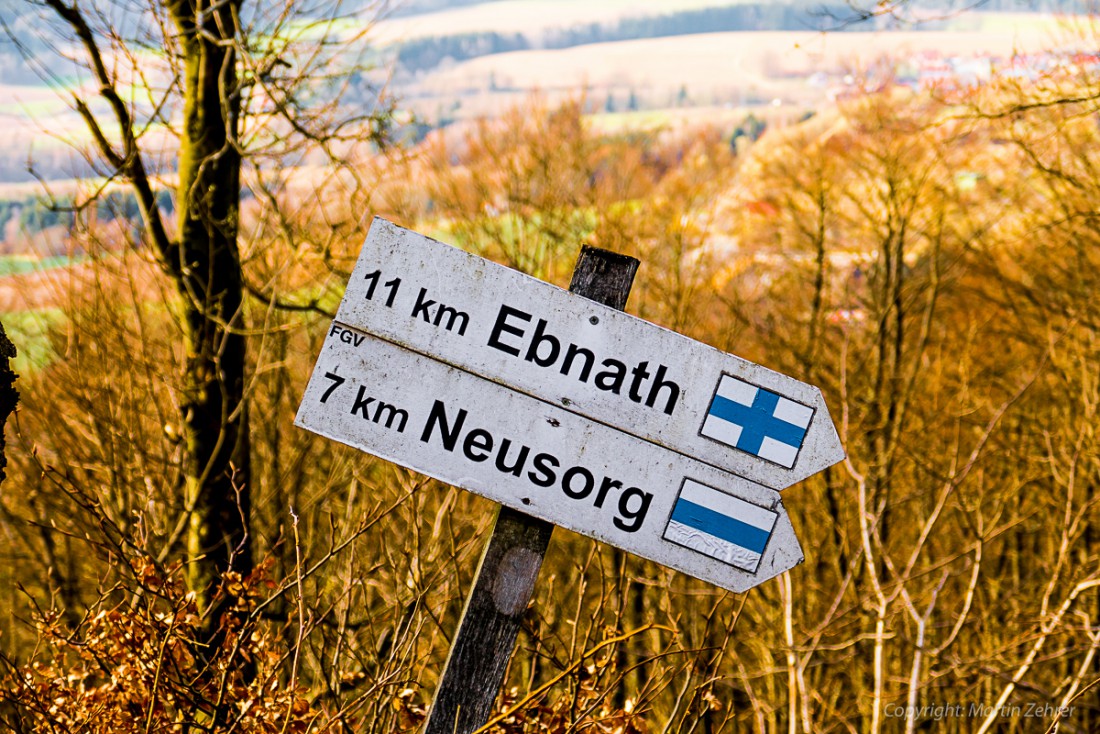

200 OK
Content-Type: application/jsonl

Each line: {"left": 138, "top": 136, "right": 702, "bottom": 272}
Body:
{"left": 422, "top": 247, "right": 639, "bottom": 734}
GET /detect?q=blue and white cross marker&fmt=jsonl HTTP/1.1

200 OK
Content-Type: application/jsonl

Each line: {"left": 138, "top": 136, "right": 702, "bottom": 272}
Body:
{"left": 700, "top": 374, "right": 814, "bottom": 469}
{"left": 663, "top": 479, "right": 778, "bottom": 573}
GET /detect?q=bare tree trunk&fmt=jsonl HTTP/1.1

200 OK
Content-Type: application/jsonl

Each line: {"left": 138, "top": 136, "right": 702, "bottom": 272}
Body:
{"left": 166, "top": 0, "right": 252, "bottom": 639}
{"left": 0, "top": 321, "right": 16, "bottom": 487}
{"left": 39, "top": 0, "right": 253, "bottom": 645}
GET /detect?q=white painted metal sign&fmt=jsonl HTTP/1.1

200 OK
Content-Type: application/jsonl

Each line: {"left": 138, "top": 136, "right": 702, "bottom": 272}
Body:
{"left": 295, "top": 324, "right": 804, "bottom": 592}
{"left": 296, "top": 218, "right": 848, "bottom": 591}
{"left": 333, "top": 218, "right": 844, "bottom": 491}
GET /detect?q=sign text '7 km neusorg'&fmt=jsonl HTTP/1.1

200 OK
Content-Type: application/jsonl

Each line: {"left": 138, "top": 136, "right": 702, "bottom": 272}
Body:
{"left": 296, "top": 326, "right": 803, "bottom": 592}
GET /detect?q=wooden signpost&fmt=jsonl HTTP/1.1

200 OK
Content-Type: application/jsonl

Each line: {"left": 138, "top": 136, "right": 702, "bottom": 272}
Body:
{"left": 295, "top": 218, "right": 845, "bottom": 733}
{"left": 424, "top": 248, "right": 635, "bottom": 734}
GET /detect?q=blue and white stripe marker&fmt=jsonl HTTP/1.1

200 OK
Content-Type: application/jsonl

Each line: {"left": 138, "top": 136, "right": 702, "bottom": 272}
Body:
{"left": 700, "top": 374, "right": 814, "bottom": 469}
{"left": 663, "top": 479, "right": 778, "bottom": 573}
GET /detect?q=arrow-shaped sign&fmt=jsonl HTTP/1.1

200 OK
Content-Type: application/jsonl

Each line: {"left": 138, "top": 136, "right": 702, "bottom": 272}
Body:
{"left": 332, "top": 218, "right": 844, "bottom": 490}
{"left": 296, "top": 324, "right": 804, "bottom": 592}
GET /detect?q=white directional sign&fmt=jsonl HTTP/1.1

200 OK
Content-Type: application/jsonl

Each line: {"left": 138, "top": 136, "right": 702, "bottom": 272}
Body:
{"left": 331, "top": 218, "right": 844, "bottom": 490}
{"left": 296, "top": 218, "right": 846, "bottom": 592}
{"left": 296, "top": 325, "right": 804, "bottom": 592}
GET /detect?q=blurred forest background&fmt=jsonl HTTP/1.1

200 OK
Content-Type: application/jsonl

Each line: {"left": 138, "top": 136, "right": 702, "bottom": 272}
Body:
{"left": 1, "top": 0, "right": 1100, "bottom": 731}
